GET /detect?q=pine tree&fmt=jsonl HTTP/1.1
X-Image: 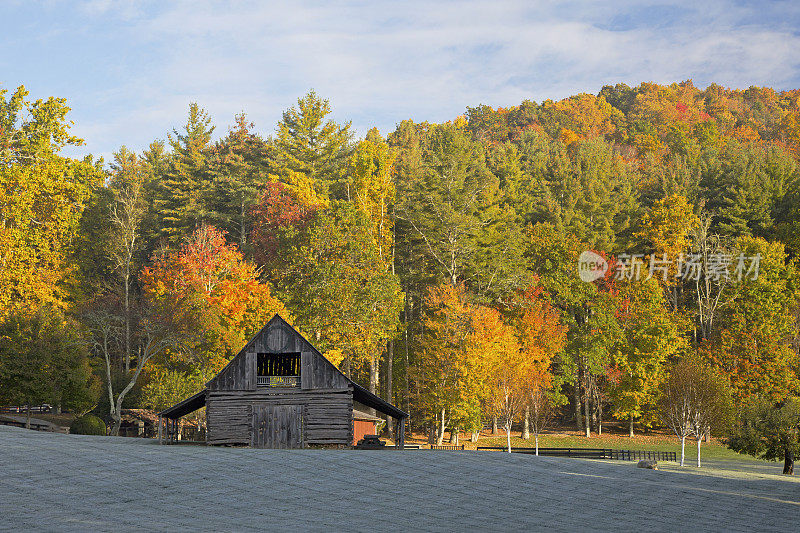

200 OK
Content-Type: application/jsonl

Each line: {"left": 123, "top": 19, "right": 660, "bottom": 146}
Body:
{"left": 206, "top": 113, "right": 272, "bottom": 249}
{"left": 153, "top": 103, "right": 215, "bottom": 246}
{"left": 273, "top": 90, "right": 353, "bottom": 201}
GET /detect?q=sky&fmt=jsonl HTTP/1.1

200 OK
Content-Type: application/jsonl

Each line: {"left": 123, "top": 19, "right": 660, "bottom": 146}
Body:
{"left": 2, "top": 0, "right": 799, "bottom": 162}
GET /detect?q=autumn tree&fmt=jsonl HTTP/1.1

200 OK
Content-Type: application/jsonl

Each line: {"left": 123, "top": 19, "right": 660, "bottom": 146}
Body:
{"left": 512, "top": 286, "right": 566, "bottom": 449}
{"left": 350, "top": 130, "right": 396, "bottom": 264}
{"left": 659, "top": 355, "right": 733, "bottom": 467}
{"left": 417, "top": 283, "right": 493, "bottom": 445}
{"left": 659, "top": 357, "right": 699, "bottom": 466}
{"left": 349, "top": 129, "right": 401, "bottom": 431}
{"left": 636, "top": 195, "right": 699, "bottom": 284}
{"left": 249, "top": 181, "right": 318, "bottom": 268}
{"left": 480, "top": 306, "right": 524, "bottom": 453}
{"left": 270, "top": 203, "right": 402, "bottom": 388}
{"left": 704, "top": 236, "right": 800, "bottom": 401}
{"left": 0, "top": 85, "right": 103, "bottom": 313}
{"left": 728, "top": 397, "right": 800, "bottom": 475}
{"left": 141, "top": 225, "right": 286, "bottom": 364}
{"left": 108, "top": 146, "right": 149, "bottom": 371}
{"left": 610, "top": 278, "right": 686, "bottom": 437}
{"left": 135, "top": 225, "right": 286, "bottom": 436}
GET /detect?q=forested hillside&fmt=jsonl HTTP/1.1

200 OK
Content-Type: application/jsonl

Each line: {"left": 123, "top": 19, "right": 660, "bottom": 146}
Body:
{"left": 2, "top": 80, "right": 800, "bottom": 444}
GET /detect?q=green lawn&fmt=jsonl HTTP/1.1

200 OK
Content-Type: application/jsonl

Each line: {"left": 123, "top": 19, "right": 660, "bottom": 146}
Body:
{"left": 471, "top": 432, "right": 769, "bottom": 464}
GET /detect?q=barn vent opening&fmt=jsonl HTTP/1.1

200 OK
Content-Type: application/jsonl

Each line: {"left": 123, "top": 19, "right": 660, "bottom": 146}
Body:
{"left": 257, "top": 352, "right": 301, "bottom": 387}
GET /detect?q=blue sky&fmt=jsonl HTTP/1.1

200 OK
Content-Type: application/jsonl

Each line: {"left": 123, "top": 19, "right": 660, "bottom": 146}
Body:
{"left": 2, "top": 0, "right": 799, "bottom": 162}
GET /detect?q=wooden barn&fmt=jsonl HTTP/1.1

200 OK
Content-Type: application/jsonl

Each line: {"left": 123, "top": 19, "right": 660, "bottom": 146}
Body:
{"left": 158, "top": 314, "right": 407, "bottom": 449}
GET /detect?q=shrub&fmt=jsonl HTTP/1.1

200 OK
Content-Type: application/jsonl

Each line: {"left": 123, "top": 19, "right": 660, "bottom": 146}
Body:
{"left": 69, "top": 414, "right": 107, "bottom": 436}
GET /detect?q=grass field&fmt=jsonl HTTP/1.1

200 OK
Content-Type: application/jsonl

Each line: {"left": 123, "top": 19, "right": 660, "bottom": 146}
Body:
{"left": 404, "top": 422, "right": 768, "bottom": 464}
{"left": 472, "top": 432, "right": 762, "bottom": 463}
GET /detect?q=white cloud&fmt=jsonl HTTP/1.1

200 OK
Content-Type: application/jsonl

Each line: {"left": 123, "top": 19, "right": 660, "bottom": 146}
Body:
{"left": 45, "top": 0, "right": 800, "bottom": 160}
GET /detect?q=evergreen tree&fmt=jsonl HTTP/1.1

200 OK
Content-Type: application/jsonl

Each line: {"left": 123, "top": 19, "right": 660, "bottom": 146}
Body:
{"left": 153, "top": 103, "right": 215, "bottom": 246}
{"left": 206, "top": 113, "right": 273, "bottom": 249}
{"left": 273, "top": 90, "right": 353, "bottom": 201}
{"left": 394, "top": 119, "right": 526, "bottom": 298}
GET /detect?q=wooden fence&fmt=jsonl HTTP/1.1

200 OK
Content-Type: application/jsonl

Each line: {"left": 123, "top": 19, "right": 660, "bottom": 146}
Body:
{"left": 0, "top": 405, "right": 53, "bottom": 414}
{"left": 476, "top": 447, "right": 677, "bottom": 462}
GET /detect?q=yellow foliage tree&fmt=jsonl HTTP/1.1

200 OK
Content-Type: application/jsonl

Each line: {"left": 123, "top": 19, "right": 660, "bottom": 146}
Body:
{"left": 476, "top": 306, "right": 522, "bottom": 452}
{"left": 418, "top": 283, "right": 489, "bottom": 444}
{"left": 349, "top": 130, "right": 396, "bottom": 264}
{"left": 0, "top": 86, "right": 102, "bottom": 314}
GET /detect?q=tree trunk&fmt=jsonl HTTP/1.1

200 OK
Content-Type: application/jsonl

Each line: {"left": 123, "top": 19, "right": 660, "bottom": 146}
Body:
{"left": 581, "top": 364, "right": 590, "bottom": 437}
{"left": 583, "top": 389, "right": 591, "bottom": 438}
{"left": 492, "top": 416, "right": 498, "bottom": 435}
{"left": 783, "top": 448, "right": 794, "bottom": 475}
{"left": 369, "top": 354, "right": 378, "bottom": 416}
{"left": 369, "top": 354, "right": 378, "bottom": 395}
{"left": 25, "top": 404, "right": 31, "bottom": 429}
{"left": 522, "top": 406, "right": 530, "bottom": 439}
{"left": 403, "top": 296, "right": 411, "bottom": 423}
{"left": 506, "top": 425, "right": 512, "bottom": 453}
{"left": 449, "top": 426, "right": 458, "bottom": 444}
{"left": 696, "top": 437, "right": 702, "bottom": 468}
{"left": 124, "top": 272, "right": 131, "bottom": 372}
{"left": 240, "top": 199, "right": 247, "bottom": 248}
{"left": 597, "top": 400, "right": 603, "bottom": 436}
{"left": 436, "top": 409, "right": 446, "bottom": 446}
{"left": 573, "top": 379, "right": 583, "bottom": 432}
{"left": 629, "top": 415, "right": 634, "bottom": 438}
{"left": 386, "top": 340, "right": 393, "bottom": 439}
{"left": 704, "top": 427, "right": 710, "bottom": 443}
{"left": 111, "top": 414, "right": 122, "bottom": 436}
{"left": 680, "top": 436, "right": 686, "bottom": 467}
{"left": 471, "top": 430, "right": 479, "bottom": 443}
{"left": 535, "top": 434, "right": 539, "bottom": 456}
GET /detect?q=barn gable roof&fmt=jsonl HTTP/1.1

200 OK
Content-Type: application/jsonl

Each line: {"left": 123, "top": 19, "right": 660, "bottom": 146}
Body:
{"left": 159, "top": 389, "right": 206, "bottom": 420}
{"left": 160, "top": 314, "right": 407, "bottom": 420}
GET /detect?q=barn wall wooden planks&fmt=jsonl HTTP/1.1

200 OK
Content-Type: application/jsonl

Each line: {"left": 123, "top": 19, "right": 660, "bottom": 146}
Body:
{"left": 206, "top": 388, "right": 353, "bottom": 447}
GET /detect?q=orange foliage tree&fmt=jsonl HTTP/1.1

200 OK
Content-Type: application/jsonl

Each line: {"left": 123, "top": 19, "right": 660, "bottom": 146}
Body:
{"left": 512, "top": 286, "right": 566, "bottom": 451}
{"left": 141, "top": 225, "right": 287, "bottom": 381}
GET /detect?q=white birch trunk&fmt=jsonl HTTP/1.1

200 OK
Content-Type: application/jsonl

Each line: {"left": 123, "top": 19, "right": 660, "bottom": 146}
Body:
{"left": 680, "top": 436, "right": 686, "bottom": 467}
{"left": 696, "top": 437, "right": 702, "bottom": 467}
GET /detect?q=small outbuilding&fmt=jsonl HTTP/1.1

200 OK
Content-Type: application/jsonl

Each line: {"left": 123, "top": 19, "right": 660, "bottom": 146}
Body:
{"left": 159, "top": 314, "right": 407, "bottom": 449}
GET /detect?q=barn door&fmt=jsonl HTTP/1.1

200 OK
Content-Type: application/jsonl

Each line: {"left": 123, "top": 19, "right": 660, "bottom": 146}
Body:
{"left": 251, "top": 404, "right": 303, "bottom": 449}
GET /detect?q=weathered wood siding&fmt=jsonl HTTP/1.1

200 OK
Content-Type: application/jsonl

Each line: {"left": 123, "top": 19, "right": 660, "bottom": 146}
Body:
{"left": 206, "top": 316, "right": 349, "bottom": 393}
{"left": 251, "top": 404, "right": 303, "bottom": 449}
{"left": 301, "top": 350, "right": 349, "bottom": 390}
{"left": 206, "top": 388, "right": 353, "bottom": 447}
{"left": 207, "top": 351, "right": 255, "bottom": 391}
